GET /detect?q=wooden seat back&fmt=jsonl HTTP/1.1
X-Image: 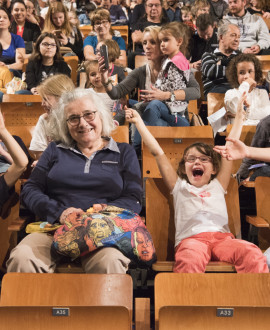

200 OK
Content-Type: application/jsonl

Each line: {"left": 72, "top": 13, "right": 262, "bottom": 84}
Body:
{"left": 1, "top": 273, "right": 132, "bottom": 317}
{"left": 146, "top": 177, "right": 241, "bottom": 263}
{"left": 142, "top": 126, "right": 214, "bottom": 178}
{"left": 1, "top": 95, "right": 44, "bottom": 149}
{"left": 256, "top": 55, "right": 270, "bottom": 79}
{"left": 135, "top": 55, "right": 148, "bottom": 68}
{"left": 226, "top": 124, "right": 256, "bottom": 174}
{"left": 207, "top": 93, "right": 225, "bottom": 117}
{"left": 1, "top": 273, "right": 133, "bottom": 327}
{"left": 0, "top": 306, "right": 130, "bottom": 330}
{"left": 111, "top": 124, "right": 129, "bottom": 143}
{"left": 64, "top": 56, "right": 79, "bottom": 86}
{"left": 253, "top": 176, "right": 270, "bottom": 249}
{"left": 155, "top": 273, "right": 270, "bottom": 330}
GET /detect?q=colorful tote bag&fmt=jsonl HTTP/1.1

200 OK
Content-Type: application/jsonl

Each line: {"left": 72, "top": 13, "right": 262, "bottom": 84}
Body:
{"left": 52, "top": 206, "right": 157, "bottom": 267}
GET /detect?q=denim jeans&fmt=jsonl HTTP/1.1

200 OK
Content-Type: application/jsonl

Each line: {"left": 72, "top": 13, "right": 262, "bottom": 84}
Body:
{"left": 15, "top": 90, "right": 33, "bottom": 95}
{"left": 133, "top": 100, "right": 190, "bottom": 152}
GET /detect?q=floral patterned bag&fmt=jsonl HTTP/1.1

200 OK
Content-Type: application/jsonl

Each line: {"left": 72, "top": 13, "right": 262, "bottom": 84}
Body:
{"left": 52, "top": 206, "right": 156, "bottom": 267}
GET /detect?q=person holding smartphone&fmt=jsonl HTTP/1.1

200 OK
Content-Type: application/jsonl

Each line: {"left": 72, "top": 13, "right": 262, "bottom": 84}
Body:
{"left": 43, "top": 2, "right": 83, "bottom": 60}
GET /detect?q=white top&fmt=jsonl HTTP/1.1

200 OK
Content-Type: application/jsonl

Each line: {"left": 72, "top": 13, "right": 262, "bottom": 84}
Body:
{"left": 224, "top": 81, "right": 270, "bottom": 125}
{"left": 29, "top": 114, "right": 50, "bottom": 152}
{"left": 89, "top": 88, "right": 115, "bottom": 112}
{"left": 172, "top": 178, "right": 230, "bottom": 247}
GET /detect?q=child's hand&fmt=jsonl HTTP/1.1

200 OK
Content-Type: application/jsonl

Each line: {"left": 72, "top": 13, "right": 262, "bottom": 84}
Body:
{"left": 124, "top": 107, "right": 140, "bottom": 123}
{"left": 245, "top": 77, "right": 257, "bottom": 92}
{"left": 236, "top": 92, "right": 247, "bottom": 121}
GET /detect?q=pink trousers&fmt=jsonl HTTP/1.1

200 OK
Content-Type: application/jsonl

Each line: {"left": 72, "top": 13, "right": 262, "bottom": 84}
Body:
{"left": 173, "top": 232, "right": 269, "bottom": 273}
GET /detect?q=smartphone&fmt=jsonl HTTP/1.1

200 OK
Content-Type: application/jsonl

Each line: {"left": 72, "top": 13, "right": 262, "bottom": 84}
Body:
{"left": 100, "top": 44, "right": 109, "bottom": 70}
{"left": 54, "top": 30, "right": 62, "bottom": 38}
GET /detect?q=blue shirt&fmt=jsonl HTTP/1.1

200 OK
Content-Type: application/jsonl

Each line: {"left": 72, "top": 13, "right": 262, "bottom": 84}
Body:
{"left": 83, "top": 35, "right": 126, "bottom": 51}
{"left": 79, "top": 13, "right": 91, "bottom": 25}
{"left": 1, "top": 33, "right": 25, "bottom": 64}
{"left": 166, "top": 8, "right": 181, "bottom": 22}
{"left": 21, "top": 139, "right": 142, "bottom": 223}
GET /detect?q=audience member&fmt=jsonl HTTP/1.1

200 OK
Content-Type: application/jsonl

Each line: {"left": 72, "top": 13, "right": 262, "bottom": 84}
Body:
{"left": 224, "top": 0, "right": 270, "bottom": 54}
{"left": 29, "top": 74, "right": 75, "bottom": 163}
{"left": 192, "top": 0, "right": 210, "bottom": 19}
{"left": 181, "top": 6, "right": 195, "bottom": 33}
{"left": 10, "top": 0, "right": 41, "bottom": 54}
{"left": 236, "top": 114, "right": 270, "bottom": 182}
{"left": 224, "top": 53, "right": 270, "bottom": 124}
{"left": 201, "top": 21, "right": 240, "bottom": 97}
{"left": 40, "top": 0, "right": 61, "bottom": 19}
{"left": 24, "top": 0, "right": 44, "bottom": 29}
{"left": 43, "top": 2, "right": 84, "bottom": 60}
{"left": 208, "top": 0, "right": 228, "bottom": 25}
{"left": 84, "top": 8, "right": 126, "bottom": 67}
{"left": 164, "top": 0, "right": 181, "bottom": 22}
{"left": 129, "top": 0, "right": 169, "bottom": 69}
{"left": 189, "top": 13, "right": 218, "bottom": 70}
{"left": 0, "top": 7, "right": 25, "bottom": 77}
{"left": 0, "top": 66, "right": 13, "bottom": 101}
{"left": 85, "top": 59, "right": 126, "bottom": 124}
{"left": 0, "top": 111, "right": 28, "bottom": 214}
{"left": 21, "top": 32, "right": 71, "bottom": 95}
{"left": 7, "top": 88, "right": 142, "bottom": 274}
{"left": 101, "top": 24, "right": 200, "bottom": 152}
{"left": 130, "top": 0, "right": 145, "bottom": 25}
{"left": 100, "top": 0, "right": 128, "bottom": 25}
{"left": 78, "top": 2, "right": 96, "bottom": 24}
{"left": 125, "top": 93, "right": 269, "bottom": 273}
{"left": 247, "top": 0, "right": 267, "bottom": 16}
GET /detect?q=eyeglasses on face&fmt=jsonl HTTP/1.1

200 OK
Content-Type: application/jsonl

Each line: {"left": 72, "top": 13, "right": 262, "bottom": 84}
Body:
{"left": 66, "top": 111, "right": 97, "bottom": 126}
{"left": 146, "top": 3, "right": 161, "bottom": 8}
{"left": 41, "top": 42, "right": 57, "bottom": 48}
{"left": 94, "top": 20, "right": 109, "bottom": 26}
{"left": 184, "top": 155, "right": 212, "bottom": 163}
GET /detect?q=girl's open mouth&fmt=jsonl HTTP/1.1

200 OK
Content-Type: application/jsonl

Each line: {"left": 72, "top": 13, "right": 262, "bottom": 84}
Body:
{"left": 192, "top": 168, "right": 203, "bottom": 177}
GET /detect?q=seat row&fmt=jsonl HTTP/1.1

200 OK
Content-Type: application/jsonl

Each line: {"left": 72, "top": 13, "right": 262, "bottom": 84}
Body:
{"left": 0, "top": 272, "right": 270, "bottom": 329}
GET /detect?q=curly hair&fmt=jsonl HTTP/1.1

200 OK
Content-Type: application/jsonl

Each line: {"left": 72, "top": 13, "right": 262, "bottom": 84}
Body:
{"left": 30, "top": 32, "right": 63, "bottom": 62}
{"left": 226, "top": 53, "right": 263, "bottom": 88}
{"left": 177, "top": 142, "right": 221, "bottom": 183}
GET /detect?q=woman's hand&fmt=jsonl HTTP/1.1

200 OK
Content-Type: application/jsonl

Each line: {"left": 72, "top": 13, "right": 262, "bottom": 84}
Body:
{"left": 140, "top": 85, "right": 170, "bottom": 102}
{"left": 59, "top": 207, "right": 84, "bottom": 224}
{"left": 98, "top": 56, "right": 109, "bottom": 84}
{"left": 214, "top": 138, "right": 248, "bottom": 161}
{"left": 57, "top": 33, "right": 68, "bottom": 46}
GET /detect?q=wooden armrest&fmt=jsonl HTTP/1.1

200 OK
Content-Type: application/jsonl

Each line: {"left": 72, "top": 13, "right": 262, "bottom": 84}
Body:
{"left": 135, "top": 298, "right": 150, "bottom": 330}
{"left": 8, "top": 217, "right": 26, "bottom": 231}
{"left": 152, "top": 260, "right": 235, "bottom": 272}
{"left": 246, "top": 215, "right": 270, "bottom": 227}
{"left": 152, "top": 261, "right": 174, "bottom": 272}
{"left": 239, "top": 181, "right": 255, "bottom": 188}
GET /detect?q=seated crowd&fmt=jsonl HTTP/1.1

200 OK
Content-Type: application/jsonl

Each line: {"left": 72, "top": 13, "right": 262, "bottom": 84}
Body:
{"left": 1, "top": 0, "right": 270, "bottom": 280}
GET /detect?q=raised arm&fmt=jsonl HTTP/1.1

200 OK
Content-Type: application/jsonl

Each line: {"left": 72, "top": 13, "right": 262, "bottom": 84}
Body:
{"left": 125, "top": 108, "right": 178, "bottom": 192}
{"left": 215, "top": 139, "right": 270, "bottom": 163}
{"left": 216, "top": 93, "right": 245, "bottom": 190}
{"left": 0, "top": 111, "right": 28, "bottom": 187}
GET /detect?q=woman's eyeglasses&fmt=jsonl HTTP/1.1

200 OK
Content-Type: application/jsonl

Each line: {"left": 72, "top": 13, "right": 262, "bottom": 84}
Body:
{"left": 41, "top": 42, "right": 57, "bottom": 48}
{"left": 94, "top": 20, "right": 109, "bottom": 26}
{"left": 66, "top": 112, "right": 97, "bottom": 126}
{"left": 185, "top": 155, "right": 212, "bottom": 163}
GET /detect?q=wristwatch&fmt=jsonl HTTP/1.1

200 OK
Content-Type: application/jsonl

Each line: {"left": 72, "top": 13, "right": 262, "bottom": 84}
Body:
{"left": 170, "top": 92, "right": 176, "bottom": 102}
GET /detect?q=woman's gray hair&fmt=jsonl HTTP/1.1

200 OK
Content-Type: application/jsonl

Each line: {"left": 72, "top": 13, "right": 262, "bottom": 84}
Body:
{"left": 217, "top": 20, "right": 239, "bottom": 40}
{"left": 48, "top": 88, "right": 116, "bottom": 146}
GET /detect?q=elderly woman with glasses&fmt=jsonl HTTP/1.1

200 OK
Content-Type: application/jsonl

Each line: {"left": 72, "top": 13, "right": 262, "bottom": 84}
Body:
{"left": 18, "top": 32, "right": 71, "bottom": 95}
{"left": 83, "top": 8, "right": 127, "bottom": 67}
{"left": 7, "top": 88, "right": 142, "bottom": 274}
